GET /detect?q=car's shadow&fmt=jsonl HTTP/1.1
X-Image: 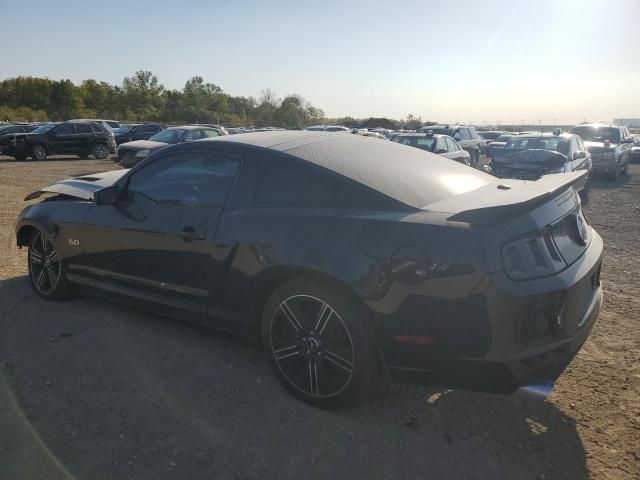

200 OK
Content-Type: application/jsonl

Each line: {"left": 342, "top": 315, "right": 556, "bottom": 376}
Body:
{"left": 0, "top": 275, "right": 588, "bottom": 480}
{"left": 590, "top": 171, "right": 634, "bottom": 189}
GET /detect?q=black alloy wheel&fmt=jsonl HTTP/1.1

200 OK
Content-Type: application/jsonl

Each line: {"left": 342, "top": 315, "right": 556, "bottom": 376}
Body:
{"left": 262, "top": 279, "right": 376, "bottom": 408}
{"left": 28, "top": 230, "right": 73, "bottom": 300}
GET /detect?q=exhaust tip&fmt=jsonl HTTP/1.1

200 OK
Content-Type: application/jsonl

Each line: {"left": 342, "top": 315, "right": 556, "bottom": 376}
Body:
{"left": 516, "top": 382, "right": 554, "bottom": 400}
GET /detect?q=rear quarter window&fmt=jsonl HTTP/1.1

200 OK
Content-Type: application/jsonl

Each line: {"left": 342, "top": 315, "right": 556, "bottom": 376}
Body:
{"left": 256, "top": 166, "right": 335, "bottom": 207}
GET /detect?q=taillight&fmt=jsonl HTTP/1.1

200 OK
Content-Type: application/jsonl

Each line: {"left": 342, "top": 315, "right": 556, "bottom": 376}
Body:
{"left": 502, "top": 209, "right": 590, "bottom": 281}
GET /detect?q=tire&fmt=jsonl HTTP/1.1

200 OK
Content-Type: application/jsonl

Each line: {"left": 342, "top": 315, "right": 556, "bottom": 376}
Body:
{"left": 92, "top": 143, "right": 109, "bottom": 160}
{"left": 27, "top": 230, "right": 74, "bottom": 301}
{"left": 609, "top": 163, "right": 619, "bottom": 182}
{"left": 14, "top": 154, "right": 27, "bottom": 161}
{"left": 261, "top": 277, "right": 377, "bottom": 408}
{"left": 30, "top": 144, "right": 47, "bottom": 161}
{"left": 79, "top": 153, "right": 89, "bottom": 159}
{"left": 621, "top": 160, "right": 628, "bottom": 175}
{"left": 472, "top": 150, "right": 480, "bottom": 167}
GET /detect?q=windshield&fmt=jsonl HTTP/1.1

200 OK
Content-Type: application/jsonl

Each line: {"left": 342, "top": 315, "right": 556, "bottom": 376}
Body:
{"left": 116, "top": 125, "right": 136, "bottom": 134}
{"left": 392, "top": 136, "right": 436, "bottom": 152}
{"left": 496, "top": 135, "right": 512, "bottom": 142}
{"left": 570, "top": 126, "right": 620, "bottom": 143}
{"left": 504, "top": 136, "right": 569, "bottom": 155}
{"left": 149, "top": 129, "right": 186, "bottom": 144}
{"left": 32, "top": 123, "right": 57, "bottom": 134}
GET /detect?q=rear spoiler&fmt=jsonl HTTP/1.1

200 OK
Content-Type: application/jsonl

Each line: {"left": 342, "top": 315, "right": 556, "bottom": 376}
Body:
{"left": 427, "top": 171, "right": 587, "bottom": 225}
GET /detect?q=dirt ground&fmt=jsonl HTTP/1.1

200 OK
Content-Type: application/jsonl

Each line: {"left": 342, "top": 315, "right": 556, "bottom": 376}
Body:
{"left": 0, "top": 155, "right": 638, "bottom": 480}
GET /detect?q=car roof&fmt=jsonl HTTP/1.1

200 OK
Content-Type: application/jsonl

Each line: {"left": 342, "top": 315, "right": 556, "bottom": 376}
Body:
{"left": 574, "top": 123, "right": 623, "bottom": 129}
{"left": 167, "top": 125, "right": 211, "bottom": 131}
{"left": 393, "top": 133, "right": 445, "bottom": 138}
{"left": 201, "top": 131, "right": 490, "bottom": 208}
{"left": 513, "top": 132, "right": 573, "bottom": 139}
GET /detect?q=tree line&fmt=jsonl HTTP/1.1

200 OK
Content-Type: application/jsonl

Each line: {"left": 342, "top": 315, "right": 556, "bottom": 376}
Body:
{"left": 0, "top": 71, "right": 430, "bottom": 130}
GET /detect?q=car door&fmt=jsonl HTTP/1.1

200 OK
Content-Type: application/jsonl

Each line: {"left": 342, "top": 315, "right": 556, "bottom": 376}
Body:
{"left": 71, "top": 148, "right": 242, "bottom": 319}
{"left": 75, "top": 123, "right": 95, "bottom": 153}
{"left": 48, "top": 123, "right": 77, "bottom": 154}
{"left": 446, "top": 137, "right": 468, "bottom": 164}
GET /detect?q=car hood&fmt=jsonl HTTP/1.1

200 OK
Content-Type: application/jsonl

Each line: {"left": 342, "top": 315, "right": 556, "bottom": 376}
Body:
{"left": 117, "top": 139, "right": 168, "bottom": 150}
{"left": 24, "top": 169, "right": 129, "bottom": 201}
{"left": 584, "top": 141, "right": 618, "bottom": 150}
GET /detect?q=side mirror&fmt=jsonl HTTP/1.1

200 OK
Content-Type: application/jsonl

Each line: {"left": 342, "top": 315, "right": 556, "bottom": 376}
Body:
{"left": 436, "top": 148, "right": 447, "bottom": 154}
{"left": 94, "top": 185, "right": 119, "bottom": 205}
{"left": 573, "top": 151, "right": 587, "bottom": 160}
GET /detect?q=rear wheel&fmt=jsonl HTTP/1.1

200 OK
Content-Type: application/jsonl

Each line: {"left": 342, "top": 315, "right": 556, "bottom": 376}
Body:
{"left": 261, "top": 278, "right": 376, "bottom": 408}
{"left": 28, "top": 230, "right": 73, "bottom": 300}
{"left": 30, "top": 144, "right": 47, "bottom": 161}
{"left": 92, "top": 143, "right": 109, "bottom": 160}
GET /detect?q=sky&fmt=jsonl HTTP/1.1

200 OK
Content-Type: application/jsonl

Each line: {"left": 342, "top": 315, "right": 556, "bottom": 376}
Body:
{"left": 1, "top": 0, "right": 639, "bottom": 124}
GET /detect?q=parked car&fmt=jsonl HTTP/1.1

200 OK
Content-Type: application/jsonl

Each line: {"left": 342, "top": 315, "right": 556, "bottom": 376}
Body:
{"left": 569, "top": 123, "right": 633, "bottom": 180}
{"left": 417, "top": 125, "right": 484, "bottom": 166}
{"left": 116, "top": 125, "right": 222, "bottom": 167}
{"left": 486, "top": 133, "right": 517, "bottom": 158}
{"left": 324, "top": 126, "right": 350, "bottom": 132}
{"left": 188, "top": 124, "right": 229, "bottom": 135}
{"left": 73, "top": 118, "right": 120, "bottom": 129}
{"left": 0, "top": 121, "right": 116, "bottom": 161}
{"left": 355, "top": 130, "right": 387, "bottom": 139}
{"left": 478, "top": 131, "right": 505, "bottom": 142}
{"left": 392, "top": 132, "right": 471, "bottom": 165}
{"left": 489, "top": 132, "right": 592, "bottom": 200}
{"left": 16, "top": 131, "right": 603, "bottom": 408}
{"left": 114, "top": 123, "right": 165, "bottom": 145}
{"left": 0, "top": 124, "right": 37, "bottom": 155}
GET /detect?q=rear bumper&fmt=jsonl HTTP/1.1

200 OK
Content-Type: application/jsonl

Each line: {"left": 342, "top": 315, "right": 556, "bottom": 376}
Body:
{"left": 386, "top": 231, "right": 604, "bottom": 396}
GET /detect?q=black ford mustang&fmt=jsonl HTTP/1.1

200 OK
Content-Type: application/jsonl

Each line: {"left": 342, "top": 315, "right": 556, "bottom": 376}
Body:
{"left": 15, "top": 131, "right": 603, "bottom": 408}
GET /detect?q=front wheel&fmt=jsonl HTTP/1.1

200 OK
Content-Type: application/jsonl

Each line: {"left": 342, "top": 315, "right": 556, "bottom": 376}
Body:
{"left": 28, "top": 230, "right": 74, "bottom": 301}
{"left": 30, "top": 144, "right": 47, "bottom": 161}
{"left": 92, "top": 143, "right": 109, "bottom": 160}
{"left": 261, "top": 278, "right": 377, "bottom": 408}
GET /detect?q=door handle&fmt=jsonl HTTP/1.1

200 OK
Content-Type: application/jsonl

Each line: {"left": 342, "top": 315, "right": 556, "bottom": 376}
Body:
{"left": 178, "top": 228, "right": 206, "bottom": 241}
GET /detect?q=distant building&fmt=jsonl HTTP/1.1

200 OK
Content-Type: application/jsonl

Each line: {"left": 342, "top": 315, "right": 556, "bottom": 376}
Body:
{"left": 614, "top": 118, "right": 640, "bottom": 127}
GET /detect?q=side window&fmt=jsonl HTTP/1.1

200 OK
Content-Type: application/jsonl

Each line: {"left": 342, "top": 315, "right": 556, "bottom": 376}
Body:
{"left": 91, "top": 124, "right": 104, "bottom": 133}
{"left": 468, "top": 128, "right": 480, "bottom": 139}
{"left": 576, "top": 137, "right": 585, "bottom": 151}
{"left": 143, "top": 125, "right": 159, "bottom": 133}
{"left": 256, "top": 166, "right": 335, "bottom": 207}
{"left": 452, "top": 129, "right": 462, "bottom": 141}
{"left": 127, "top": 151, "right": 240, "bottom": 208}
{"left": 203, "top": 129, "right": 220, "bottom": 138}
{"left": 435, "top": 138, "right": 447, "bottom": 152}
{"left": 54, "top": 123, "right": 76, "bottom": 135}
{"left": 76, "top": 124, "right": 92, "bottom": 134}
{"left": 183, "top": 130, "right": 204, "bottom": 142}
{"left": 446, "top": 137, "right": 459, "bottom": 152}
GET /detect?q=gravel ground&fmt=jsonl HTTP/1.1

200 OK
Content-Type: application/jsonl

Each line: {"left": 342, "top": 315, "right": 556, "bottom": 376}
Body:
{"left": 0, "top": 155, "right": 638, "bottom": 480}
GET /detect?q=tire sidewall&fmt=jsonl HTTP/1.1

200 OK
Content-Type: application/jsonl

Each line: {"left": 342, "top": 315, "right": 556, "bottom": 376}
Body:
{"left": 30, "top": 144, "right": 47, "bottom": 161}
{"left": 261, "top": 277, "right": 375, "bottom": 408}
{"left": 93, "top": 143, "right": 108, "bottom": 159}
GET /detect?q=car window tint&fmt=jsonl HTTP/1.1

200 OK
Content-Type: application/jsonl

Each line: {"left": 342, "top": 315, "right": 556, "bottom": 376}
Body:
{"left": 393, "top": 136, "right": 435, "bottom": 152}
{"left": 256, "top": 166, "right": 335, "bottom": 207}
{"left": 127, "top": 151, "right": 240, "bottom": 208}
{"left": 76, "top": 124, "right": 92, "bottom": 134}
{"left": 435, "top": 138, "right": 447, "bottom": 152}
{"left": 90, "top": 124, "right": 104, "bottom": 133}
{"left": 469, "top": 128, "right": 480, "bottom": 139}
{"left": 203, "top": 129, "right": 220, "bottom": 138}
{"left": 184, "top": 130, "right": 204, "bottom": 142}
{"left": 445, "top": 137, "right": 458, "bottom": 152}
{"left": 55, "top": 124, "right": 76, "bottom": 135}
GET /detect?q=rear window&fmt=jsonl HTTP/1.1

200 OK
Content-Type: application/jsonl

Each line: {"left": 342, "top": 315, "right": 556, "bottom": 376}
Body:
{"left": 256, "top": 166, "right": 335, "bottom": 207}
{"left": 392, "top": 136, "right": 435, "bottom": 152}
